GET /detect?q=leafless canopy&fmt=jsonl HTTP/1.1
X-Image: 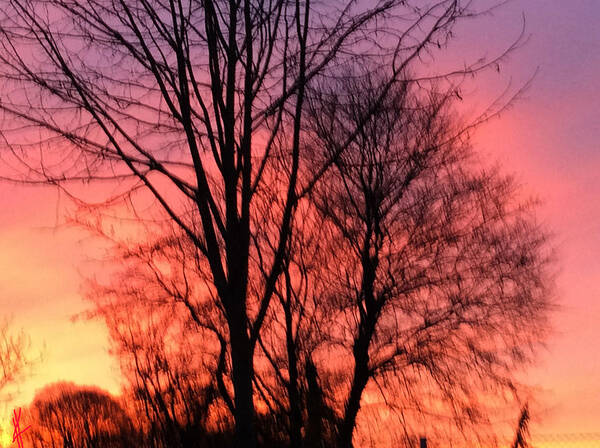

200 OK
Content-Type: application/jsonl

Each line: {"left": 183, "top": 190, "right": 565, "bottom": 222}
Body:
{"left": 0, "top": 1, "right": 546, "bottom": 447}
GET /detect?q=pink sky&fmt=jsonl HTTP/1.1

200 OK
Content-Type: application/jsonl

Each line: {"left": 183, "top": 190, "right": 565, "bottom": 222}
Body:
{"left": 458, "top": 0, "right": 600, "bottom": 435}
{"left": 0, "top": 0, "right": 598, "bottom": 442}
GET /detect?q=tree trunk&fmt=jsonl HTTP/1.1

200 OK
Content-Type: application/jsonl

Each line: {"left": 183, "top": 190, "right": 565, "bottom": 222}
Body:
{"left": 228, "top": 303, "right": 256, "bottom": 448}
{"left": 338, "top": 328, "right": 373, "bottom": 448}
{"left": 284, "top": 302, "right": 303, "bottom": 448}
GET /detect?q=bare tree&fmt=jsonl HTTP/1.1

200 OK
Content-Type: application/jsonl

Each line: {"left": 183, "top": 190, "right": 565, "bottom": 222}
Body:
{"left": 306, "top": 75, "right": 553, "bottom": 448}
{"left": 0, "top": 1, "right": 526, "bottom": 446}
{"left": 25, "top": 382, "right": 136, "bottom": 448}
{"left": 83, "top": 228, "right": 233, "bottom": 447}
{"left": 251, "top": 204, "right": 334, "bottom": 448}
{"left": 85, "top": 212, "right": 337, "bottom": 447}
{"left": 0, "top": 319, "right": 30, "bottom": 402}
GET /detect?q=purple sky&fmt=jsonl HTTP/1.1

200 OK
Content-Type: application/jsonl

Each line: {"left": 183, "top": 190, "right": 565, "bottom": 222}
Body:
{"left": 454, "top": 0, "right": 600, "bottom": 435}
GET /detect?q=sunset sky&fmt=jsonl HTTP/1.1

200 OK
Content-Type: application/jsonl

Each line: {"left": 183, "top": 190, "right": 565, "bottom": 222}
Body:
{"left": 0, "top": 0, "right": 598, "bottom": 444}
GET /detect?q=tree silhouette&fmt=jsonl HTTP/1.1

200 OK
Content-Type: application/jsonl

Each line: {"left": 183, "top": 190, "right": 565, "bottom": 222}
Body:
{"left": 307, "top": 74, "right": 553, "bottom": 447}
{"left": 84, "top": 232, "right": 233, "bottom": 447}
{"left": 0, "top": 319, "right": 30, "bottom": 402}
{"left": 0, "top": 1, "right": 541, "bottom": 447}
{"left": 25, "top": 382, "right": 136, "bottom": 448}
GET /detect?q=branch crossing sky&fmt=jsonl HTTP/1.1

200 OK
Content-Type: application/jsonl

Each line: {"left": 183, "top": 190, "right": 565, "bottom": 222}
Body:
{"left": 0, "top": 0, "right": 598, "bottom": 441}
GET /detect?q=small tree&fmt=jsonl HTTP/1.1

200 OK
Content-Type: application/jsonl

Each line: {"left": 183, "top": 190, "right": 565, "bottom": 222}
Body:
{"left": 25, "top": 382, "right": 136, "bottom": 448}
{"left": 0, "top": 319, "right": 30, "bottom": 402}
